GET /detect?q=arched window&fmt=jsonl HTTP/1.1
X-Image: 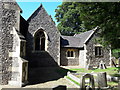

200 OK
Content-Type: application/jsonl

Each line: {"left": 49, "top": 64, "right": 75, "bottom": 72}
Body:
{"left": 66, "top": 49, "right": 75, "bottom": 58}
{"left": 34, "top": 30, "right": 45, "bottom": 51}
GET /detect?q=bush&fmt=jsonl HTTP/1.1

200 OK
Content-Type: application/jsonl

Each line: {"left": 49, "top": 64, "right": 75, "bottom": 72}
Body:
{"left": 112, "top": 49, "right": 120, "bottom": 58}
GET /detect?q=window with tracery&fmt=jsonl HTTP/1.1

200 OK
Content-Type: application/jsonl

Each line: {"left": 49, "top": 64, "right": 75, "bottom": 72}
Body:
{"left": 34, "top": 31, "right": 45, "bottom": 51}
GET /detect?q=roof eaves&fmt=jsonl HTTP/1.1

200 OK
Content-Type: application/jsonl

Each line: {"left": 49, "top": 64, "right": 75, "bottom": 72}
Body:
{"left": 84, "top": 26, "right": 99, "bottom": 44}
{"left": 61, "top": 46, "right": 84, "bottom": 49}
{"left": 27, "top": 4, "right": 43, "bottom": 22}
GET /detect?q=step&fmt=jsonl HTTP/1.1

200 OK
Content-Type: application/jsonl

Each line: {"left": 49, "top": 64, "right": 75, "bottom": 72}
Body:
{"left": 8, "top": 81, "right": 21, "bottom": 87}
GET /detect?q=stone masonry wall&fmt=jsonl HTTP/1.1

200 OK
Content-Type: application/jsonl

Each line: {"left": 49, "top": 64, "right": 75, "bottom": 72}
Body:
{"left": 0, "top": 2, "right": 20, "bottom": 84}
{"left": 0, "top": 1, "right": 2, "bottom": 84}
{"left": 27, "top": 5, "right": 60, "bottom": 66}
{"left": 60, "top": 48, "right": 79, "bottom": 66}
{"left": 85, "top": 30, "right": 110, "bottom": 67}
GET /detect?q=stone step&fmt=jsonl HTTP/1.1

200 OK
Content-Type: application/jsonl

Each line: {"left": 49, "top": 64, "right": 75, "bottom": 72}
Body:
{"left": 8, "top": 81, "right": 21, "bottom": 87}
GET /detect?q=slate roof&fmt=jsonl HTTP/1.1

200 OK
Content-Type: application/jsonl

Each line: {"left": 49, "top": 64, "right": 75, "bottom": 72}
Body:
{"left": 74, "top": 30, "right": 94, "bottom": 45}
{"left": 27, "top": 4, "right": 43, "bottom": 22}
{"left": 61, "top": 36, "right": 82, "bottom": 48}
{"left": 61, "top": 29, "right": 95, "bottom": 48}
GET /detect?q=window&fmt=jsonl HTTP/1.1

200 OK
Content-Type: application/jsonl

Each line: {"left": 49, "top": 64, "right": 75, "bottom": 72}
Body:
{"left": 67, "top": 50, "right": 75, "bottom": 58}
{"left": 34, "top": 31, "right": 45, "bottom": 51}
{"left": 20, "top": 41, "right": 26, "bottom": 58}
{"left": 95, "top": 46, "right": 103, "bottom": 56}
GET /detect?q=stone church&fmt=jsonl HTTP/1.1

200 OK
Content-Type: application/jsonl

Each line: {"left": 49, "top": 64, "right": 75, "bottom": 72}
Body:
{"left": 0, "top": 1, "right": 111, "bottom": 87}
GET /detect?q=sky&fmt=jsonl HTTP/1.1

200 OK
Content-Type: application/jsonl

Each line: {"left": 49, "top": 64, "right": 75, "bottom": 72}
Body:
{"left": 17, "top": 2, "right": 62, "bottom": 25}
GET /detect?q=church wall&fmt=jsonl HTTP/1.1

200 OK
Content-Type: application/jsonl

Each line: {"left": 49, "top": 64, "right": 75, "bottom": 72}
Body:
{"left": 60, "top": 48, "right": 79, "bottom": 66}
{"left": 85, "top": 30, "right": 111, "bottom": 68}
{"left": 0, "top": 1, "right": 2, "bottom": 84}
{"left": 79, "top": 50, "right": 86, "bottom": 68}
{"left": 27, "top": 5, "right": 60, "bottom": 66}
{"left": 0, "top": 2, "right": 21, "bottom": 84}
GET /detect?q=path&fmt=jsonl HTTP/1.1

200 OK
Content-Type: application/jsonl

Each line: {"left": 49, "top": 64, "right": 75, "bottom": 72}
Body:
{"left": 0, "top": 66, "right": 79, "bottom": 89}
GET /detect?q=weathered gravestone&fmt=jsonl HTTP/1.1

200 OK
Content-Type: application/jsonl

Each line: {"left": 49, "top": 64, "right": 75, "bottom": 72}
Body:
{"left": 98, "top": 61, "right": 107, "bottom": 69}
{"left": 118, "top": 57, "right": 120, "bottom": 67}
{"left": 118, "top": 80, "right": 120, "bottom": 90}
{"left": 97, "top": 72, "right": 107, "bottom": 88}
{"left": 80, "top": 73, "right": 95, "bottom": 90}
{"left": 111, "top": 57, "right": 116, "bottom": 67}
{"left": 86, "top": 64, "right": 94, "bottom": 70}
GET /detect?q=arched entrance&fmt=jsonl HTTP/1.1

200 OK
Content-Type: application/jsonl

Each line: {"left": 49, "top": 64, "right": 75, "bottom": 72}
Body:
{"left": 34, "top": 30, "right": 45, "bottom": 51}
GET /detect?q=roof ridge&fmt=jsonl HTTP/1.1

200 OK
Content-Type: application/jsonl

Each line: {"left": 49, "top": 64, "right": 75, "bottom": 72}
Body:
{"left": 74, "top": 29, "right": 93, "bottom": 36}
{"left": 27, "top": 4, "right": 43, "bottom": 22}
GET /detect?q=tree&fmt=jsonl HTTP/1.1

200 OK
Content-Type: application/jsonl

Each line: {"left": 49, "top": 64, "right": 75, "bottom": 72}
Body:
{"left": 78, "top": 2, "right": 120, "bottom": 49}
{"left": 55, "top": 2, "right": 120, "bottom": 49}
{"left": 55, "top": 2, "right": 86, "bottom": 36}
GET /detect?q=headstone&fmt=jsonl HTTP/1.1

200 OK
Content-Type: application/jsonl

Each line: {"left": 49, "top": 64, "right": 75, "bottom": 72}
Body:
{"left": 97, "top": 72, "right": 107, "bottom": 88}
{"left": 118, "top": 80, "right": 120, "bottom": 90}
{"left": 118, "top": 57, "right": 120, "bottom": 67}
{"left": 111, "top": 57, "right": 116, "bottom": 67}
{"left": 98, "top": 61, "right": 107, "bottom": 69}
{"left": 86, "top": 64, "right": 93, "bottom": 70}
{"left": 80, "top": 73, "right": 95, "bottom": 90}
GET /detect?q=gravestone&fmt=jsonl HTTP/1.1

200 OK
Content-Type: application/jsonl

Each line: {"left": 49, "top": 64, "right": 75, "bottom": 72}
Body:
{"left": 86, "top": 64, "right": 93, "bottom": 70}
{"left": 97, "top": 72, "right": 107, "bottom": 88}
{"left": 118, "top": 57, "right": 120, "bottom": 67}
{"left": 98, "top": 61, "right": 107, "bottom": 69}
{"left": 118, "top": 80, "right": 120, "bottom": 90}
{"left": 111, "top": 57, "right": 116, "bottom": 67}
{"left": 80, "top": 73, "right": 95, "bottom": 90}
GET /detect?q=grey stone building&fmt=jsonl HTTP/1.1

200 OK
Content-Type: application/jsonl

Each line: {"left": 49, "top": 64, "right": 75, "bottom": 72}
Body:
{"left": 0, "top": 1, "right": 111, "bottom": 87}
{"left": 61, "top": 27, "right": 111, "bottom": 68}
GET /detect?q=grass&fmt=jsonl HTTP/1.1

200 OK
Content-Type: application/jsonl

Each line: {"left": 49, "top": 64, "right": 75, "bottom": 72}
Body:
{"left": 56, "top": 67, "right": 120, "bottom": 87}
{"left": 55, "top": 67, "right": 76, "bottom": 76}
{"left": 108, "top": 82, "right": 118, "bottom": 87}
{"left": 65, "top": 67, "right": 120, "bottom": 87}
{"left": 67, "top": 75, "right": 118, "bottom": 87}
{"left": 69, "top": 67, "right": 120, "bottom": 76}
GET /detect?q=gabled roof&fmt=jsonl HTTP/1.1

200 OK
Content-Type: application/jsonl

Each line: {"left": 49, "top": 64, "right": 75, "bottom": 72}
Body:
{"left": 27, "top": 4, "right": 43, "bottom": 22}
{"left": 61, "top": 36, "right": 82, "bottom": 48}
{"left": 74, "top": 30, "right": 94, "bottom": 46}
{"left": 61, "top": 26, "right": 99, "bottom": 48}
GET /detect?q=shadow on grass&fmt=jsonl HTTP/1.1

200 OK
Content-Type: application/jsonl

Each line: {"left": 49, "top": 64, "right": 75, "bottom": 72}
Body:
{"left": 55, "top": 67, "right": 76, "bottom": 77}
{"left": 27, "top": 66, "right": 76, "bottom": 86}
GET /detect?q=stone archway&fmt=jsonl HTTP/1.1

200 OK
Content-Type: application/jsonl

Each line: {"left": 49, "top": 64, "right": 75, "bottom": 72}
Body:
{"left": 34, "top": 30, "right": 46, "bottom": 51}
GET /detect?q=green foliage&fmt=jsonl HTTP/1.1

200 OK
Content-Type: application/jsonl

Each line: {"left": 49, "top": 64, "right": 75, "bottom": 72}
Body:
{"left": 112, "top": 49, "right": 120, "bottom": 58}
{"left": 108, "top": 82, "right": 118, "bottom": 87}
{"left": 78, "top": 2, "right": 120, "bottom": 49}
{"left": 55, "top": 2, "right": 120, "bottom": 48}
{"left": 55, "top": 2, "right": 87, "bottom": 35}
